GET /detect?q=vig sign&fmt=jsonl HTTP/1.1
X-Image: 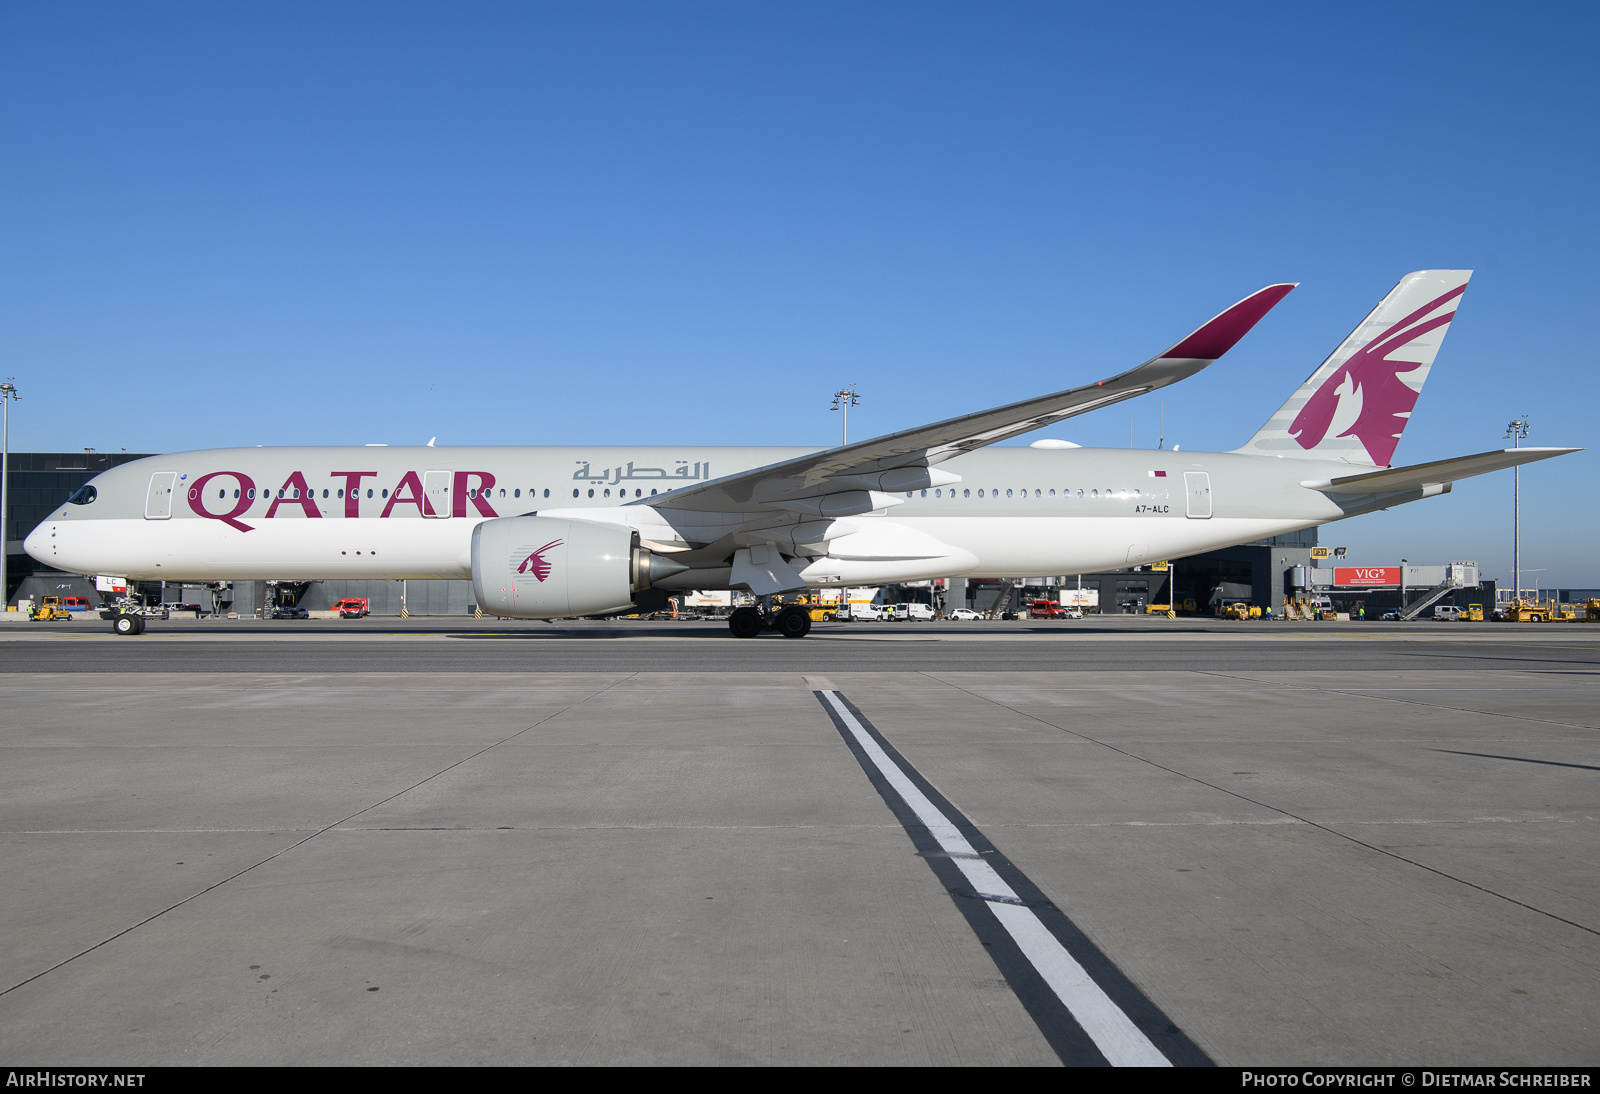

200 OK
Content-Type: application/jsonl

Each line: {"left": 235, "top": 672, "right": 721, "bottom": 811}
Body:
{"left": 1333, "top": 567, "right": 1401, "bottom": 586}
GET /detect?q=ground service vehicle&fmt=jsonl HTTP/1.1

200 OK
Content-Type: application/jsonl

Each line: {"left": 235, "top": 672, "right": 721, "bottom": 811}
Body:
{"left": 1499, "top": 599, "right": 1554, "bottom": 623}
{"left": 330, "top": 597, "right": 370, "bottom": 618}
{"left": 30, "top": 596, "right": 73, "bottom": 622}
{"left": 62, "top": 596, "right": 92, "bottom": 612}
{"left": 1030, "top": 599, "right": 1068, "bottom": 618}
{"left": 28, "top": 271, "right": 1581, "bottom": 638}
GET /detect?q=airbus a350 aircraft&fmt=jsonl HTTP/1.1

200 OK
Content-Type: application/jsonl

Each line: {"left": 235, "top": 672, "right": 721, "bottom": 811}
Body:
{"left": 27, "top": 269, "right": 1576, "bottom": 637}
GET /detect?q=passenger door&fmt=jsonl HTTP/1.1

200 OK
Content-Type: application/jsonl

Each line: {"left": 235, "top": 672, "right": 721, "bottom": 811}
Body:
{"left": 145, "top": 472, "right": 177, "bottom": 519}
{"left": 1183, "top": 472, "right": 1212, "bottom": 519}
{"left": 423, "top": 470, "right": 451, "bottom": 518}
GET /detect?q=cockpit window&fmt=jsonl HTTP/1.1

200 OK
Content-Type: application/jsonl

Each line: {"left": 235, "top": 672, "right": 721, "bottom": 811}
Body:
{"left": 66, "top": 485, "right": 97, "bottom": 505}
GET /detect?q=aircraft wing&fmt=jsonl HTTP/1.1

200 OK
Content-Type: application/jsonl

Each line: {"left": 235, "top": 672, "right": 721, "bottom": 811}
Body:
{"left": 1301, "top": 447, "right": 1580, "bottom": 495}
{"left": 643, "top": 283, "right": 1295, "bottom": 515}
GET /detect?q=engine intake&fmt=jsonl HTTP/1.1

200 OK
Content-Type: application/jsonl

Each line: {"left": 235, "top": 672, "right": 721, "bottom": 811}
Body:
{"left": 471, "top": 515, "right": 687, "bottom": 619}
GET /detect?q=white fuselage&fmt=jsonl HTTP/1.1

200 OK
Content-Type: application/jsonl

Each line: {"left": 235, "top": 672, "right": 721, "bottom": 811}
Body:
{"left": 27, "top": 443, "right": 1356, "bottom": 587}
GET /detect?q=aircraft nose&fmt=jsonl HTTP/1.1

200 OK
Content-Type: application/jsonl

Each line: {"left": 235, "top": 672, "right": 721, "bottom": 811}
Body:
{"left": 23, "top": 524, "right": 50, "bottom": 565}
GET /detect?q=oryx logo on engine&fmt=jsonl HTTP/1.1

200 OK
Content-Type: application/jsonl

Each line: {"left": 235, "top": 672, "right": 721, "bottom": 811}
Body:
{"left": 515, "top": 540, "right": 563, "bottom": 582}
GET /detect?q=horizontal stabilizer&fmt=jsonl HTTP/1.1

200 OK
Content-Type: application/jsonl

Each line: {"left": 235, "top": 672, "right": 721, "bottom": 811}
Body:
{"left": 1301, "top": 447, "right": 1579, "bottom": 495}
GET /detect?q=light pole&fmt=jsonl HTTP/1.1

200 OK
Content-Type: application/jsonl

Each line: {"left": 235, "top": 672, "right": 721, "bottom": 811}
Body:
{"left": 1505, "top": 417, "right": 1529, "bottom": 603}
{"left": 830, "top": 385, "right": 860, "bottom": 446}
{"left": 0, "top": 380, "right": 19, "bottom": 610}
{"left": 1400, "top": 557, "right": 1408, "bottom": 619}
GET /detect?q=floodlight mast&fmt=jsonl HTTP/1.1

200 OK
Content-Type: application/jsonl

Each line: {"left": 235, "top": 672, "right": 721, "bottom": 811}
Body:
{"left": 0, "top": 380, "right": 19, "bottom": 611}
{"left": 830, "top": 385, "right": 860, "bottom": 446}
{"left": 1505, "top": 417, "right": 1530, "bottom": 602}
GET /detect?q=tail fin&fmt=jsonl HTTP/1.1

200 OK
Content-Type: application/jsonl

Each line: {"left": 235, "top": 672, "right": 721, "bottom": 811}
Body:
{"left": 1236, "top": 270, "right": 1472, "bottom": 466}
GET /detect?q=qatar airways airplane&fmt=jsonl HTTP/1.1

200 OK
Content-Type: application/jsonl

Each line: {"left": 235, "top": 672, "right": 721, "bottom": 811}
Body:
{"left": 27, "top": 269, "right": 1576, "bottom": 637}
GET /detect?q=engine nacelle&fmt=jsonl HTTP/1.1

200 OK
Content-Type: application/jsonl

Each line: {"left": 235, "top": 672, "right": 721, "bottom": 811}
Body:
{"left": 471, "top": 515, "right": 685, "bottom": 619}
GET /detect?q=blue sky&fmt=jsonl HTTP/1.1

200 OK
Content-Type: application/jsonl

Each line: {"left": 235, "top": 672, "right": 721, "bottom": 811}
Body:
{"left": 3, "top": 2, "right": 1596, "bottom": 585}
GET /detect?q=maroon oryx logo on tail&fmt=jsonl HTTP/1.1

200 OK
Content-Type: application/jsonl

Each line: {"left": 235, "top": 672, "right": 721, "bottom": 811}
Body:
{"left": 516, "top": 539, "right": 564, "bottom": 582}
{"left": 1289, "top": 284, "right": 1465, "bottom": 467}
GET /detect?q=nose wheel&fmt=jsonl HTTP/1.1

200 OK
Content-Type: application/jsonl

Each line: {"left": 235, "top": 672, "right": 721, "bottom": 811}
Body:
{"left": 726, "top": 605, "right": 813, "bottom": 638}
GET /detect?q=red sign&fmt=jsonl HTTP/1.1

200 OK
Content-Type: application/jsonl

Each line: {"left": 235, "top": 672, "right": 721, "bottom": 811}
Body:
{"left": 1334, "top": 567, "right": 1401, "bottom": 587}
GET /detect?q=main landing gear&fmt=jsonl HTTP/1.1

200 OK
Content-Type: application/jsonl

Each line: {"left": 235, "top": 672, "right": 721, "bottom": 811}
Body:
{"left": 727, "top": 604, "right": 812, "bottom": 639}
{"left": 112, "top": 613, "right": 144, "bottom": 636}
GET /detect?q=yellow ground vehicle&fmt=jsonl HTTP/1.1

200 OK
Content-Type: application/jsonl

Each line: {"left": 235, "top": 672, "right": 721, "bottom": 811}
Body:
{"left": 776, "top": 594, "right": 837, "bottom": 622}
{"left": 1461, "top": 604, "right": 1484, "bottom": 622}
{"left": 1500, "top": 599, "right": 1555, "bottom": 623}
{"left": 29, "top": 596, "right": 73, "bottom": 622}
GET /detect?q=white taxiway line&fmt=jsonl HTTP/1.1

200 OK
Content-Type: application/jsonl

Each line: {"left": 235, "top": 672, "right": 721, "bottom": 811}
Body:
{"left": 819, "top": 689, "right": 1172, "bottom": 1067}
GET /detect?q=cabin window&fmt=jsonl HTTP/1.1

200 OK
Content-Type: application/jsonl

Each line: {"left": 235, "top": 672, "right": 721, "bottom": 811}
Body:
{"left": 499, "top": 489, "right": 506, "bottom": 498}
{"left": 337, "top": 489, "right": 344, "bottom": 498}
{"left": 603, "top": 488, "right": 611, "bottom": 498}
{"left": 934, "top": 489, "right": 941, "bottom": 498}
{"left": 1091, "top": 489, "right": 1099, "bottom": 498}
{"left": 382, "top": 489, "right": 389, "bottom": 498}
{"left": 1035, "top": 489, "right": 1041, "bottom": 498}
{"left": 366, "top": 489, "right": 373, "bottom": 498}
{"left": 248, "top": 488, "right": 256, "bottom": 499}
{"left": 292, "top": 489, "right": 300, "bottom": 499}
{"left": 1048, "top": 489, "right": 1055, "bottom": 497}
{"left": 1006, "top": 489, "right": 1013, "bottom": 498}
{"left": 573, "top": 489, "right": 579, "bottom": 498}
{"left": 992, "top": 489, "right": 1000, "bottom": 499}
{"left": 920, "top": 489, "right": 927, "bottom": 497}
{"left": 514, "top": 489, "right": 521, "bottom": 498}
{"left": 650, "top": 488, "right": 657, "bottom": 496}
{"left": 217, "top": 489, "right": 225, "bottom": 499}
{"left": 234, "top": 489, "right": 240, "bottom": 498}
{"left": 1133, "top": 488, "right": 1140, "bottom": 497}
{"left": 635, "top": 488, "right": 642, "bottom": 497}
{"left": 977, "top": 489, "right": 984, "bottom": 498}
{"left": 963, "top": 489, "right": 970, "bottom": 498}
{"left": 587, "top": 489, "right": 594, "bottom": 498}
{"left": 544, "top": 489, "right": 550, "bottom": 498}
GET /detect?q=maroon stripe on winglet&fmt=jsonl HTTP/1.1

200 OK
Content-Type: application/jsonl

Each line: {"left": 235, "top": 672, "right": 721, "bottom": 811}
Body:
{"left": 1160, "top": 283, "right": 1295, "bottom": 361}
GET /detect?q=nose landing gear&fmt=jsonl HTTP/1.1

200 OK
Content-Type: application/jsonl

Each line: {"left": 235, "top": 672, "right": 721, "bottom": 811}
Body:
{"left": 726, "top": 604, "right": 813, "bottom": 639}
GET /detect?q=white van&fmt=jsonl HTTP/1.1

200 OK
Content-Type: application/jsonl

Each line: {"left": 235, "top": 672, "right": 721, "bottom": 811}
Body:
{"left": 1433, "top": 605, "right": 1464, "bottom": 621}
{"left": 895, "top": 603, "right": 935, "bottom": 621}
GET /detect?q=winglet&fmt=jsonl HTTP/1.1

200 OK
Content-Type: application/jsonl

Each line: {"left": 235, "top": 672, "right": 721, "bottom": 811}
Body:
{"left": 1160, "top": 283, "right": 1296, "bottom": 361}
